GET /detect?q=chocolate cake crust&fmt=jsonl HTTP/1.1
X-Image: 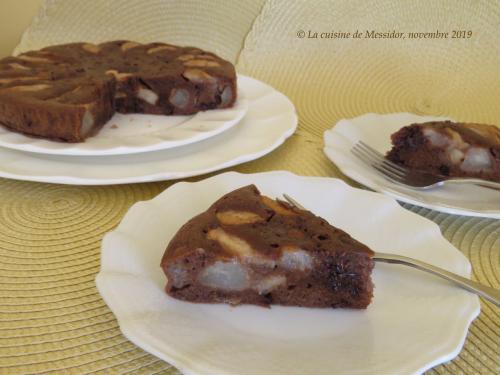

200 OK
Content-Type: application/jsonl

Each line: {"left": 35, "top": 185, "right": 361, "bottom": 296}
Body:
{"left": 161, "top": 185, "right": 375, "bottom": 309}
{"left": 0, "top": 41, "right": 237, "bottom": 142}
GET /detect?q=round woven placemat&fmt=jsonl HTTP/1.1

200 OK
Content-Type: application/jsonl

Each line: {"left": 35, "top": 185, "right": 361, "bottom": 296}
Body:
{"left": 1, "top": 0, "right": 499, "bottom": 373}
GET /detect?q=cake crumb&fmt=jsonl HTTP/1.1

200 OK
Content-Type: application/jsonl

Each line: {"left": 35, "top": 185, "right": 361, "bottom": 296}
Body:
{"left": 110, "top": 124, "right": 119, "bottom": 129}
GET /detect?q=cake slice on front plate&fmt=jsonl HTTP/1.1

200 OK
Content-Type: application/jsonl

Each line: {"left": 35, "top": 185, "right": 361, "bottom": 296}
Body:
{"left": 386, "top": 121, "right": 500, "bottom": 182}
{"left": 161, "top": 185, "right": 374, "bottom": 309}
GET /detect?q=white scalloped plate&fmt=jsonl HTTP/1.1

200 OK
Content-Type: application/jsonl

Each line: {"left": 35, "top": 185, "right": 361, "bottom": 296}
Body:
{"left": 0, "top": 76, "right": 297, "bottom": 185}
{"left": 0, "top": 77, "right": 248, "bottom": 156}
{"left": 96, "top": 171, "right": 479, "bottom": 375}
{"left": 324, "top": 113, "right": 500, "bottom": 219}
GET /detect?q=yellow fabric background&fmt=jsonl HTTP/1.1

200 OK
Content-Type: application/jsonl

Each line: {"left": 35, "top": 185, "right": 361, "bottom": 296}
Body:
{"left": 0, "top": 0, "right": 43, "bottom": 58}
{"left": 0, "top": 0, "right": 499, "bottom": 373}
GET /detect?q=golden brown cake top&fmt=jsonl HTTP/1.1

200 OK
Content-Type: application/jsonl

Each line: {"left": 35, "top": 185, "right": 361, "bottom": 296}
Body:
{"left": 162, "top": 185, "right": 374, "bottom": 267}
{"left": 417, "top": 121, "right": 500, "bottom": 148}
{"left": 0, "top": 40, "right": 235, "bottom": 104}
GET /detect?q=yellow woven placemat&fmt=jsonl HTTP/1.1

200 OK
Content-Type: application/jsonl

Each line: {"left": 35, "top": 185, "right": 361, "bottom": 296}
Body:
{"left": 1, "top": 0, "right": 499, "bottom": 373}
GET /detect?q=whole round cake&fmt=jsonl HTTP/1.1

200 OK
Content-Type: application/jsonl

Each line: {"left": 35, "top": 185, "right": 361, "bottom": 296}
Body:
{"left": 0, "top": 40, "right": 237, "bottom": 142}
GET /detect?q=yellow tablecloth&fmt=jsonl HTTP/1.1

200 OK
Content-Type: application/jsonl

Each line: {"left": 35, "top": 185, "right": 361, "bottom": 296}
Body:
{"left": 1, "top": 0, "right": 499, "bottom": 373}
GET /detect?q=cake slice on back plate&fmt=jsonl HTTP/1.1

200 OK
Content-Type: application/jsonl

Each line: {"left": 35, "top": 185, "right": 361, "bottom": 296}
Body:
{"left": 161, "top": 185, "right": 374, "bottom": 309}
{"left": 386, "top": 121, "right": 500, "bottom": 182}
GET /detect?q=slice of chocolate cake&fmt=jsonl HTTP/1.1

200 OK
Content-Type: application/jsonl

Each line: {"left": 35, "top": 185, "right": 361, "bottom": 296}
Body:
{"left": 387, "top": 121, "right": 500, "bottom": 182}
{"left": 161, "top": 185, "right": 374, "bottom": 309}
{"left": 0, "top": 40, "right": 237, "bottom": 142}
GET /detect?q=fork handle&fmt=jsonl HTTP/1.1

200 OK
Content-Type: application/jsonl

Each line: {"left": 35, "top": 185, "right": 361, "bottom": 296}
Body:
{"left": 283, "top": 194, "right": 500, "bottom": 305}
{"left": 446, "top": 178, "right": 500, "bottom": 190}
{"left": 374, "top": 252, "right": 500, "bottom": 306}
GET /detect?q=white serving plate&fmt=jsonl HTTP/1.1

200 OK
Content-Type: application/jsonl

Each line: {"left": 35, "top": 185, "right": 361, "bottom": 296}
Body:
{"left": 0, "top": 78, "right": 248, "bottom": 156}
{"left": 0, "top": 76, "right": 297, "bottom": 185}
{"left": 324, "top": 112, "right": 500, "bottom": 219}
{"left": 96, "top": 171, "right": 479, "bottom": 375}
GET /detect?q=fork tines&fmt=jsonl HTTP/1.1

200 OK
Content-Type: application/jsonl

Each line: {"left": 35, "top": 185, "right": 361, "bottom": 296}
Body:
{"left": 350, "top": 141, "right": 408, "bottom": 183}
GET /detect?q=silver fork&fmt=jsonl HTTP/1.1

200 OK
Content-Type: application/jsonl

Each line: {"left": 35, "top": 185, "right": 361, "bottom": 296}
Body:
{"left": 350, "top": 141, "right": 500, "bottom": 190}
{"left": 282, "top": 193, "right": 500, "bottom": 306}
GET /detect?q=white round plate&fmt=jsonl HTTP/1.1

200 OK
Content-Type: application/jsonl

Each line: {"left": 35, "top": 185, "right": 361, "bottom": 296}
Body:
{"left": 96, "top": 171, "right": 479, "bottom": 375}
{"left": 324, "top": 113, "right": 500, "bottom": 219}
{"left": 0, "top": 76, "right": 297, "bottom": 185}
{"left": 0, "top": 79, "right": 248, "bottom": 156}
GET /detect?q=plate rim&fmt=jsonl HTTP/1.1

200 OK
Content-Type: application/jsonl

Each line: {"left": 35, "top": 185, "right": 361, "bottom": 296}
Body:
{"left": 0, "top": 76, "right": 298, "bottom": 185}
{"left": 323, "top": 112, "right": 500, "bottom": 219}
{"left": 96, "top": 170, "right": 480, "bottom": 375}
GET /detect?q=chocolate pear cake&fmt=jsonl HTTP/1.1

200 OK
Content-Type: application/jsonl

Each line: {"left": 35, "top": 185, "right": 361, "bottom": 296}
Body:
{"left": 0, "top": 40, "right": 237, "bottom": 142}
{"left": 161, "top": 185, "right": 375, "bottom": 309}
{"left": 387, "top": 121, "right": 500, "bottom": 182}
